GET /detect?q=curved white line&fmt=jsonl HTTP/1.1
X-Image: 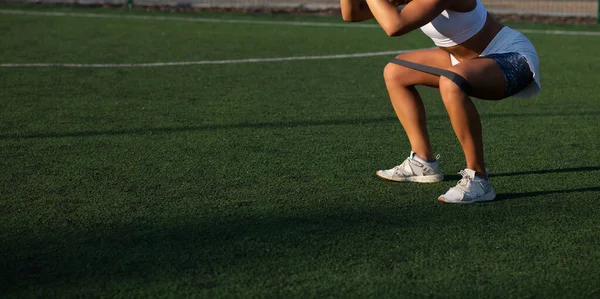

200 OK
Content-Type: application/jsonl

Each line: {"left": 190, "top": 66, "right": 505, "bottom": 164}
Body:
{"left": 518, "top": 29, "right": 600, "bottom": 36}
{"left": 1, "top": 9, "right": 599, "bottom": 68}
{"left": 0, "top": 50, "right": 416, "bottom": 68}
{"left": 0, "top": 9, "right": 380, "bottom": 28}
{"left": 2, "top": 9, "right": 600, "bottom": 36}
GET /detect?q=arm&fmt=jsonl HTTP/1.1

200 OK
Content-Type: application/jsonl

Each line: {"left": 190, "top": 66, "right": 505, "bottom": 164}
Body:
{"left": 340, "top": 0, "right": 374, "bottom": 22}
{"left": 366, "top": 0, "right": 450, "bottom": 36}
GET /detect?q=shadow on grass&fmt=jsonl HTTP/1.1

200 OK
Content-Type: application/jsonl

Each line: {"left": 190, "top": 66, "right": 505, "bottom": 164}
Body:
{"left": 444, "top": 166, "right": 600, "bottom": 181}
{"left": 0, "top": 205, "right": 465, "bottom": 297}
{"left": 2, "top": 191, "right": 599, "bottom": 297}
{"left": 2, "top": 111, "right": 599, "bottom": 140}
{"left": 0, "top": 116, "right": 397, "bottom": 140}
{"left": 2, "top": 186, "right": 600, "bottom": 296}
{"left": 496, "top": 186, "right": 600, "bottom": 201}
{"left": 491, "top": 166, "right": 600, "bottom": 177}
{"left": 441, "top": 166, "right": 600, "bottom": 201}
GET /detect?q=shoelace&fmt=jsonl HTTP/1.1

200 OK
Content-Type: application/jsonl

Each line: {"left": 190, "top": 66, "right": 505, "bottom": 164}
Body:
{"left": 452, "top": 169, "right": 472, "bottom": 192}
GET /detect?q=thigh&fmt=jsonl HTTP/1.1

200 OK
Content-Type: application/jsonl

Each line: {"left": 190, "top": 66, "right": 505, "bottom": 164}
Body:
{"left": 385, "top": 48, "right": 453, "bottom": 88}
{"left": 448, "top": 58, "right": 507, "bottom": 100}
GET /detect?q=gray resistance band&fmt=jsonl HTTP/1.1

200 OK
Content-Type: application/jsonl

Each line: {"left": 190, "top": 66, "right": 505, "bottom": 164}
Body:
{"left": 390, "top": 58, "right": 472, "bottom": 95}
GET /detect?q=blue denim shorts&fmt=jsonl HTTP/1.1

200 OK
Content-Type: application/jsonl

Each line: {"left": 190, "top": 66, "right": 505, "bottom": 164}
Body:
{"left": 485, "top": 52, "right": 534, "bottom": 97}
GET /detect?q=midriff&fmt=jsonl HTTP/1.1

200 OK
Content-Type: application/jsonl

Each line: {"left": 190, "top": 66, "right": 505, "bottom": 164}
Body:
{"left": 439, "top": 13, "right": 504, "bottom": 63}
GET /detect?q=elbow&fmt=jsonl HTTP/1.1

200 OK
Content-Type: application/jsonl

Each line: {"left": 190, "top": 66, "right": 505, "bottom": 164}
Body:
{"left": 341, "top": 12, "right": 361, "bottom": 22}
{"left": 384, "top": 29, "right": 402, "bottom": 37}
{"left": 382, "top": 24, "right": 407, "bottom": 37}
{"left": 340, "top": 7, "right": 354, "bottom": 22}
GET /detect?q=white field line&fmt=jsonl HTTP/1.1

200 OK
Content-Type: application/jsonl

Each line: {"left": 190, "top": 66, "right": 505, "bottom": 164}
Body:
{"left": 2, "top": 9, "right": 600, "bottom": 36}
{"left": 0, "top": 9, "right": 381, "bottom": 28}
{"left": 0, "top": 50, "right": 415, "bottom": 68}
{"left": 1, "top": 9, "right": 599, "bottom": 68}
{"left": 518, "top": 28, "right": 600, "bottom": 36}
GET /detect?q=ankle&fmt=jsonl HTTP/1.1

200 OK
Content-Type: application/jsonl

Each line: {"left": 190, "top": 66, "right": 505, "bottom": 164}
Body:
{"left": 474, "top": 171, "right": 488, "bottom": 180}
{"left": 413, "top": 154, "right": 438, "bottom": 166}
{"left": 411, "top": 151, "right": 436, "bottom": 163}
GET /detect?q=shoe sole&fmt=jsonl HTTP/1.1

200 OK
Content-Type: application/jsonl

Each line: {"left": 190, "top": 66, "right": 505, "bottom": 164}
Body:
{"left": 376, "top": 171, "right": 444, "bottom": 183}
{"left": 437, "top": 191, "right": 496, "bottom": 204}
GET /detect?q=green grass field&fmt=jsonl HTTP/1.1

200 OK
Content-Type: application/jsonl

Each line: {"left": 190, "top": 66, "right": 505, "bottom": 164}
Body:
{"left": 1, "top": 3, "right": 600, "bottom": 298}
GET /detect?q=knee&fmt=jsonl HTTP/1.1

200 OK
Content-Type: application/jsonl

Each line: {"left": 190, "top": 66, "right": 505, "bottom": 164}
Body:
{"left": 438, "top": 75, "right": 465, "bottom": 99}
{"left": 383, "top": 63, "right": 410, "bottom": 86}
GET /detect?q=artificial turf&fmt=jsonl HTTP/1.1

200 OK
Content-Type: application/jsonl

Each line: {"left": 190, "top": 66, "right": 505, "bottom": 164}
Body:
{"left": 1, "top": 4, "right": 599, "bottom": 298}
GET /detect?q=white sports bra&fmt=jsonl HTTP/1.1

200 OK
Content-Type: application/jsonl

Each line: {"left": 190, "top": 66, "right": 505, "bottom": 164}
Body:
{"left": 419, "top": 0, "right": 487, "bottom": 47}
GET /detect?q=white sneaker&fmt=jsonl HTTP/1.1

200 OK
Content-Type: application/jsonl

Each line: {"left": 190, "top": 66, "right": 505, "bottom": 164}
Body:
{"left": 438, "top": 169, "right": 496, "bottom": 204}
{"left": 376, "top": 151, "right": 444, "bottom": 183}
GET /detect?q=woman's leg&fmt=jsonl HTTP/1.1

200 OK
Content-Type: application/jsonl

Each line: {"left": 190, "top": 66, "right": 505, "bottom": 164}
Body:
{"left": 383, "top": 48, "right": 453, "bottom": 161}
{"left": 438, "top": 58, "right": 507, "bottom": 179}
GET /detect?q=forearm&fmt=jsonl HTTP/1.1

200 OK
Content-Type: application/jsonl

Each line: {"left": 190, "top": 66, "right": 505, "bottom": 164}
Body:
{"left": 365, "top": 0, "right": 404, "bottom": 35}
{"left": 368, "top": 0, "right": 447, "bottom": 37}
{"left": 340, "top": 0, "right": 374, "bottom": 22}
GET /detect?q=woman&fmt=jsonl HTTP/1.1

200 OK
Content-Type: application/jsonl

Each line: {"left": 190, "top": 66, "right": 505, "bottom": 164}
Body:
{"left": 340, "top": 0, "right": 541, "bottom": 203}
